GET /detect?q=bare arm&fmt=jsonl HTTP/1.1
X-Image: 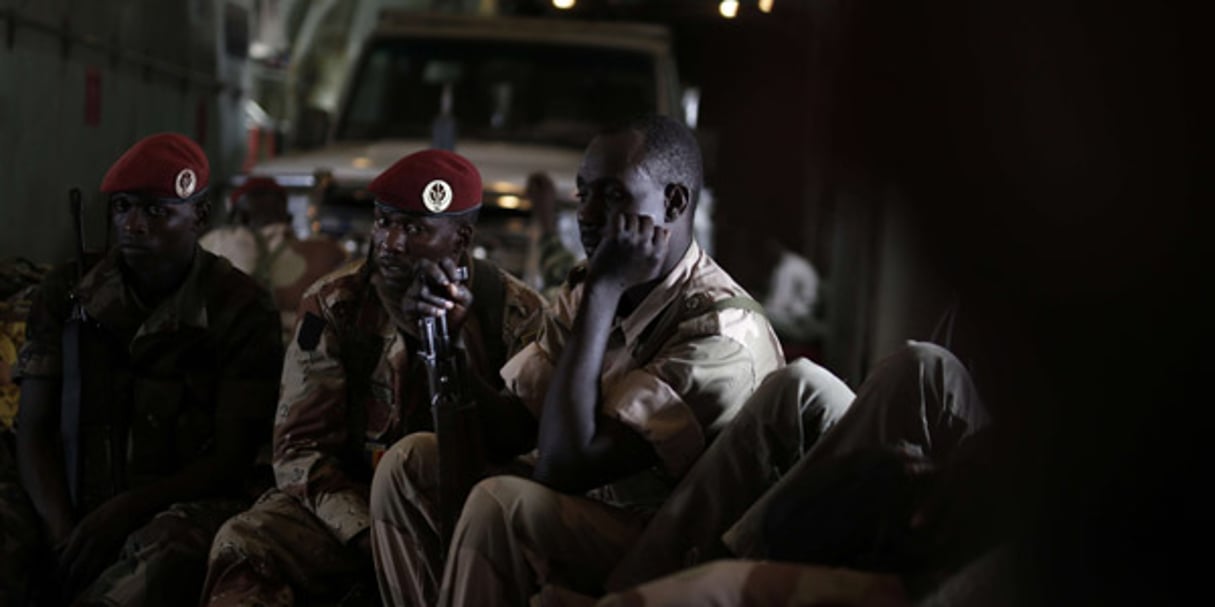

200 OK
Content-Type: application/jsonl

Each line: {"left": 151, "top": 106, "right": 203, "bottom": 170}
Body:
{"left": 15, "top": 377, "right": 74, "bottom": 543}
{"left": 532, "top": 214, "right": 668, "bottom": 493}
{"left": 467, "top": 375, "right": 538, "bottom": 463}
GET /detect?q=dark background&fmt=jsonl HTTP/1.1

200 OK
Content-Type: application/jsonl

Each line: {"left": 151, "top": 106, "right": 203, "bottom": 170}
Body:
{"left": 554, "top": 0, "right": 1212, "bottom": 602}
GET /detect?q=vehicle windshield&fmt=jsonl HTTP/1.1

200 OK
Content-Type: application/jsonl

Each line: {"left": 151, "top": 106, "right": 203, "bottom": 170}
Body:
{"left": 336, "top": 38, "right": 658, "bottom": 148}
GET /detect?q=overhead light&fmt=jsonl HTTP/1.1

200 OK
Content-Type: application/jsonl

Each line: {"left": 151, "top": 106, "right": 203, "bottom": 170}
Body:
{"left": 719, "top": 0, "right": 739, "bottom": 19}
{"left": 497, "top": 195, "right": 522, "bottom": 209}
{"left": 352, "top": 156, "right": 372, "bottom": 169}
{"left": 553, "top": 0, "right": 575, "bottom": 9}
{"left": 759, "top": 0, "right": 774, "bottom": 13}
{"left": 489, "top": 181, "right": 524, "bottom": 195}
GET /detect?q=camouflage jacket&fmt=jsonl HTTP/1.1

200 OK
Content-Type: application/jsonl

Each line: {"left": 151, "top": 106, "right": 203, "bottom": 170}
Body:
{"left": 14, "top": 247, "right": 282, "bottom": 510}
{"left": 273, "top": 257, "right": 546, "bottom": 543}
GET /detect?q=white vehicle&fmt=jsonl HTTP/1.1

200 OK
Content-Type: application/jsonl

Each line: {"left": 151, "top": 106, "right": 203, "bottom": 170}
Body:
{"left": 240, "top": 11, "right": 684, "bottom": 287}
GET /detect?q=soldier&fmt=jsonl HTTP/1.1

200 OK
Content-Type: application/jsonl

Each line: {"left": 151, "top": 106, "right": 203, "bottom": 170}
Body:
{"left": 526, "top": 171, "right": 581, "bottom": 302}
{"left": 386, "top": 115, "right": 787, "bottom": 606}
{"left": 2, "top": 132, "right": 283, "bottom": 606}
{"left": 201, "top": 150, "right": 547, "bottom": 605}
{"left": 596, "top": 341, "right": 998, "bottom": 606}
{"left": 200, "top": 176, "right": 348, "bottom": 343}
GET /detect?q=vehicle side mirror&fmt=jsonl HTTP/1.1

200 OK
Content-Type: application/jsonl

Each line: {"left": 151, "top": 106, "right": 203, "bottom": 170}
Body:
{"left": 681, "top": 85, "right": 701, "bottom": 129}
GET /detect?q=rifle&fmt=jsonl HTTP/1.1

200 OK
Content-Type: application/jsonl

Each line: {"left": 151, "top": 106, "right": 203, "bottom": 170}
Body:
{"left": 60, "top": 188, "right": 86, "bottom": 511}
{"left": 416, "top": 265, "right": 485, "bottom": 554}
{"left": 59, "top": 188, "right": 115, "bottom": 514}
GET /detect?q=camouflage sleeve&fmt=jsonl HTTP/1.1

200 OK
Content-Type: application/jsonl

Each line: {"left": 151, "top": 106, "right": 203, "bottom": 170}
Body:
{"left": 497, "top": 268, "right": 548, "bottom": 360}
{"left": 11, "top": 263, "right": 73, "bottom": 381}
{"left": 539, "top": 233, "right": 579, "bottom": 291}
{"left": 272, "top": 287, "right": 369, "bottom": 544}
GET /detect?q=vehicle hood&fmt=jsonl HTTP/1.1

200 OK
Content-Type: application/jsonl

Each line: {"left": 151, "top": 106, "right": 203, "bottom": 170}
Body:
{"left": 249, "top": 138, "right": 583, "bottom": 200}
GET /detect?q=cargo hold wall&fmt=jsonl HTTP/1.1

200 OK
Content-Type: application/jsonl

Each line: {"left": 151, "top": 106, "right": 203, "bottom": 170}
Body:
{"left": 0, "top": 0, "right": 249, "bottom": 264}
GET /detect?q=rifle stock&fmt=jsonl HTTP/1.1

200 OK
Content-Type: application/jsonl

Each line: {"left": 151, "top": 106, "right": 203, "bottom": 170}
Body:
{"left": 418, "top": 282, "right": 485, "bottom": 555}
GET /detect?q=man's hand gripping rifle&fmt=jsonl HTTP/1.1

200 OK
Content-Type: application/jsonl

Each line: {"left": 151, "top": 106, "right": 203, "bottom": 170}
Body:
{"left": 416, "top": 265, "right": 485, "bottom": 555}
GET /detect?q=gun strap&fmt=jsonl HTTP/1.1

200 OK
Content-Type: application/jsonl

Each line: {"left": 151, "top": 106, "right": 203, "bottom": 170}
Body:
{"left": 469, "top": 258, "right": 507, "bottom": 376}
{"left": 340, "top": 274, "right": 384, "bottom": 472}
{"left": 632, "top": 295, "right": 767, "bottom": 366}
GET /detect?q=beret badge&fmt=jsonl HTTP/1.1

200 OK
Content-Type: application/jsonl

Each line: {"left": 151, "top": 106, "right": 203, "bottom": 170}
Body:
{"left": 175, "top": 168, "right": 197, "bottom": 198}
{"left": 423, "top": 179, "right": 453, "bottom": 213}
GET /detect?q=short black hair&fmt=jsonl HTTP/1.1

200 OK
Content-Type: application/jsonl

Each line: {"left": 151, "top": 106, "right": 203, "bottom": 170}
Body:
{"left": 605, "top": 114, "right": 704, "bottom": 208}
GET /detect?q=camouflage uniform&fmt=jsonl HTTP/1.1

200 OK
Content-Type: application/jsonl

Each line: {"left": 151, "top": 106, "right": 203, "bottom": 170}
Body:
{"left": 539, "top": 232, "right": 580, "bottom": 302}
{"left": 0, "top": 247, "right": 282, "bottom": 606}
{"left": 590, "top": 342, "right": 991, "bottom": 607}
{"left": 434, "top": 241, "right": 787, "bottom": 606}
{"left": 203, "top": 256, "right": 546, "bottom": 606}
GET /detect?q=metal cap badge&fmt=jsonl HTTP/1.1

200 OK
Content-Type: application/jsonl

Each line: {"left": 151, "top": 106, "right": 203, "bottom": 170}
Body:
{"left": 424, "top": 179, "right": 454, "bottom": 213}
{"left": 368, "top": 149, "right": 482, "bottom": 215}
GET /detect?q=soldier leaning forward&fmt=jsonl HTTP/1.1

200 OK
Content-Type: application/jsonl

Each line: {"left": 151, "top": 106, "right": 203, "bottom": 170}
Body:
{"left": 0, "top": 133, "right": 283, "bottom": 606}
{"left": 201, "top": 149, "right": 547, "bottom": 606}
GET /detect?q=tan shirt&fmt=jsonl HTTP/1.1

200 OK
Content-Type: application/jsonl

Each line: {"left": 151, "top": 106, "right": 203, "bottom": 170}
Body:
{"left": 501, "top": 241, "right": 785, "bottom": 507}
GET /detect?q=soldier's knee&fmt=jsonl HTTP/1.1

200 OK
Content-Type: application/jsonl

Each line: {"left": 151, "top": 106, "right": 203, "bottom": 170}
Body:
{"left": 758, "top": 358, "right": 854, "bottom": 423}
{"left": 128, "top": 508, "right": 202, "bottom": 554}
{"left": 370, "top": 432, "right": 438, "bottom": 517}
{"left": 459, "top": 476, "right": 553, "bottom": 540}
{"left": 208, "top": 512, "right": 261, "bottom": 560}
{"left": 898, "top": 340, "right": 962, "bottom": 370}
{"left": 876, "top": 340, "right": 968, "bottom": 388}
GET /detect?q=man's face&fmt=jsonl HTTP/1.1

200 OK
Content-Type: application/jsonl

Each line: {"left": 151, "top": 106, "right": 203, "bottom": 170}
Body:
{"left": 240, "top": 191, "right": 289, "bottom": 226}
{"left": 575, "top": 130, "right": 667, "bottom": 259}
{"left": 371, "top": 207, "right": 468, "bottom": 283}
{"left": 109, "top": 193, "right": 202, "bottom": 272}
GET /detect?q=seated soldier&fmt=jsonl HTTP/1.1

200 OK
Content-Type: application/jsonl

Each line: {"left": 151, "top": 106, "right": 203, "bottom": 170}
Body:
{"left": 526, "top": 171, "right": 582, "bottom": 302}
{"left": 369, "top": 115, "right": 790, "bottom": 606}
{"left": 200, "top": 176, "right": 348, "bottom": 344}
{"left": 594, "top": 341, "right": 998, "bottom": 607}
{"left": 201, "top": 150, "right": 547, "bottom": 606}
{"left": 2, "top": 133, "right": 283, "bottom": 606}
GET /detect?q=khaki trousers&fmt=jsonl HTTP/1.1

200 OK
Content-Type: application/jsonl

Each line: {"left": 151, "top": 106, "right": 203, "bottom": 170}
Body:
{"left": 368, "top": 432, "right": 444, "bottom": 607}
{"left": 369, "top": 432, "right": 538, "bottom": 606}
{"left": 437, "top": 356, "right": 854, "bottom": 607}
{"left": 439, "top": 342, "right": 987, "bottom": 605}
{"left": 609, "top": 341, "right": 989, "bottom": 591}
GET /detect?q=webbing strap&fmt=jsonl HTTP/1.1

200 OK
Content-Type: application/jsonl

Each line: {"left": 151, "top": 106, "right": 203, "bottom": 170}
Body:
{"left": 632, "top": 295, "right": 767, "bottom": 365}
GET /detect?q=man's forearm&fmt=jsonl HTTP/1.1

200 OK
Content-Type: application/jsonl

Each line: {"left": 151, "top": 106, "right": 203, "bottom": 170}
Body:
{"left": 16, "top": 426, "right": 75, "bottom": 543}
{"left": 120, "top": 448, "right": 250, "bottom": 521}
{"left": 469, "top": 374, "right": 537, "bottom": 462}
{"left": 534, "top": 281, "right": 621, "bottom": 486}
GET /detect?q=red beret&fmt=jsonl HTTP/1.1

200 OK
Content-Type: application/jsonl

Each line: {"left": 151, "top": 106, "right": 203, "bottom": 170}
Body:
{"left": 230, "top": 176, "right": 286, "bottom": 208}
{"left": 100, "top": 132, "right": 210, "bottom": 202}
{"left": 368, "top": 149, "right": 481, "bottom": 215}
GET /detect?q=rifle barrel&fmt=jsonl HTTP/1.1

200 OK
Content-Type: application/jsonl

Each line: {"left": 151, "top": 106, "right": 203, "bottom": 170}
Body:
{"left": 69, "top": 187, "right": 85, "bottom": 280}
